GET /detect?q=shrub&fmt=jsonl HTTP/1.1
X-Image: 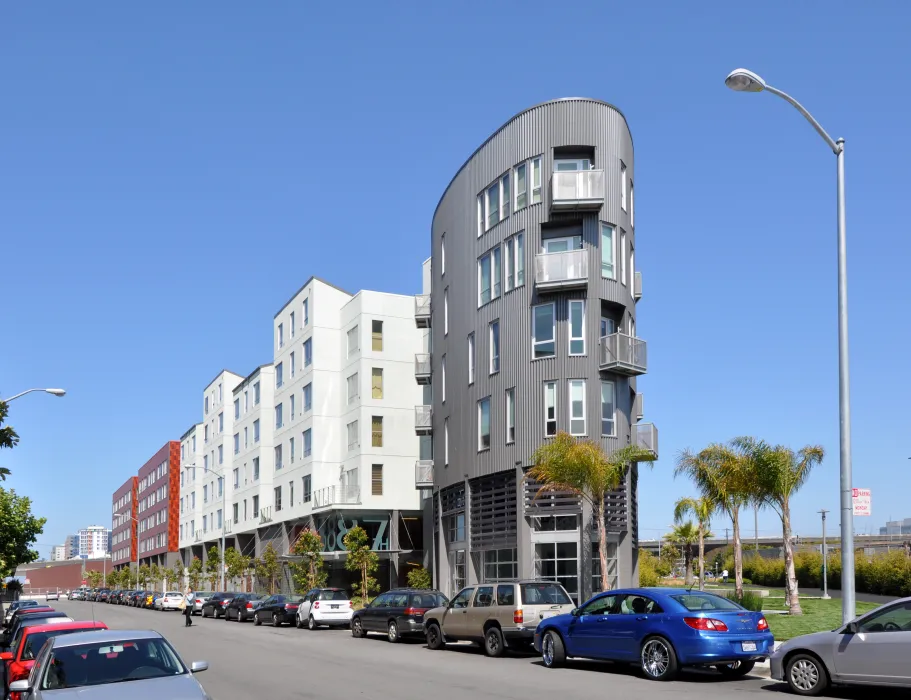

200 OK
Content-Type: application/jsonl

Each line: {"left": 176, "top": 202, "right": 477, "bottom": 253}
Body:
{"left": 638, "top": 550, "right": 660, "bottom": 587}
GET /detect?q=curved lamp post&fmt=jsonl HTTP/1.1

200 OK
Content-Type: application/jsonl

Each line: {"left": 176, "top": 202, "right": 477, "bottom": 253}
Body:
{"left": 725, "top": 68, "right": 854, "bottom": 623}
{"left": 4, "top": 388, "right": 66, "bottom": 402}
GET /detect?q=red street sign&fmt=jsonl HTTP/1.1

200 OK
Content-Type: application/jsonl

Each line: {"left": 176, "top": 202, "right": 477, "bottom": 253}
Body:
{"left": 81, "top": 580, "right": 87, "bottom": 585}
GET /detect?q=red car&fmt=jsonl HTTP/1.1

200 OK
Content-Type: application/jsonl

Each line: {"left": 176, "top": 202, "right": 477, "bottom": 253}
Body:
{"left": 0, "top": 620, "right": 108, "bottom": 698}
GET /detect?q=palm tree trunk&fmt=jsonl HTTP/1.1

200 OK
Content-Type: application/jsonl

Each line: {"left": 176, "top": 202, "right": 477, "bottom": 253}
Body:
{"left": 684, "top": 545, "right": 693, "bottom": 586}
{"left": 597, "top": 499, "right": 610, "bottom": 591}
{"left": 782, "top": 502, "right": 802, "bottom": 615}
{"left": 732, "top": 505, "right": 743, "bottom": 598}
{"left": 698, "top": 529, "right": 705, "bottom": 592}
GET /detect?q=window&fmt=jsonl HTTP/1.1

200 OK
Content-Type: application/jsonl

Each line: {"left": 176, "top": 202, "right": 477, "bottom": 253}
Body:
{"left": 203, "top": 515, "right": 208, "bottom": 532}
{"left": 290, "top": 311, "right": 295, "bottom": 336}
{"left": 620, "top": 161, "right": 628, "bottom": 211}
{"left": 276, "top": 362, "right": 284, "bottom": 388}
{"left": 444, "top": 287, "right": 449, "bottom": 335}
{"left": 290, "top": 480, "right": 294, "bottom": 506}
{"left": 275, "top": 403, "right": 283, "bottom": 429}
{"left": 372, "top": 320, "right": 383, "bottom": 351}
{"left": 244, "top": 390, "right": 248, "bottom": 412}
{"left": 506, "top": 388, "right": 515, "bottom": 444}
{"left": 217, "top": 509, "right": 223, "bottom": 529}
{"left": 347, "top": 325, "right": 359, "bottom": 356}
{"left": 569, "top": 380, "right": 586, "bottom": 435}
{"left": 372, "top": 464, "right": 383, "bottom": 496}
{"left": 253, "top": 419, "right": 260, "bottom": 442}
{"left": 290, "top": 393, "right": 296, "bottom": 420}
{"left": 475, "top": 586, "right": 494, "bottom": 607}
{"left": 303, "top": 475, "right": 312, "bottom": 503}
{"left": 489, "top": 320, "right": 500, "bottom": 373}
{"left": 441, "top": 354, "right": 446, "bottom": 402}
{"left": 303, "top": 429, "right": 312, "bottom": 457}
{"left": 347, "top": 421, "right": 359, "bottom": 451}
{"left": 254, "top": 382, "right": 261, "bottom": 405}
{"left": 218, "top": 412, "right": 224, "bottom": 432}
{"left": 252, "top": 495, "right": 260, "bottom": 517}
{"left": 444, "top": 418, "right": 449, "bottom": 466}
{"left": 347, "top": 373, "right": 359, "bottom": 404}
{"left": 278, "top": 323, "right": 284, "bottom": 348}
{"left": 504, "top": 231, "right": 525, "bottom": 292}
{"left": 232, "top": 502, "right": 239, "bottom": 524}
{"left": 232, "top": 467, "right": 239, "bottom": 488}
{"left": 205, "top": 396, "right": 209, "bottom": 415}
{"left": 630, "top": 182, "right": 635, "bottom": 228}
{"left": 233, "top": 433, "right": 240, "bottom": 455}
{"left": 478, "top": 397, "right": 491, "bottom": 450}
{"left": 569, "top": 300, "right": 585, "bottom": 355}
{"left": 601, "top": 223, "right": 615, "bottom": 279}
{"left": 448, "top": 513, "right": 466, "bottom": 542}
{"left": 244, "top": 426, "right": 248, "bottom": 447}
{"left": 274, "top": 486, "right": 282, "bottom": 512}
{"left": 303, "top": 383, "right": 312, "bottom": 411}
{"left": 371, "top": 368, "right": 383, "bottom": 399}
{"left": 253, "top": 457, "right": 260, "bottom": 480}
{"left": 477, "top": 195, "right": 484, "bottom": 236}
{"left": 371, "top": 416, "right": 383, "bottom": 447}
{"left": 534, "top": 542, "right": 578, "bottom": 601}
{"left": 303, "top": 298, "right": 309, "bottom": 325}
{"left": 532, "top": 303, "right": 555, "bottom": 358}
{"left": 203, "top": 484, "right": 208, "bottom": 503}
{"left": 441, "top": 233, "right": 446, "bottom": 276}
{"left": 545, "top": 381, "right": 557, "bottom": 436}
{"left": 485, "top": 181, "right": 499, "bottom": 228}
{"left": 483, "top": 549, "right": 518, "bottom": 582}
{"left": 621, "top": 230, "right": 627, "bottom": 285}
{"left": 600, "top": 316, "right": 616, "bottom": 338}
{"left": 290, "top": 351, "right": 296, "bottom": 377}
{"left": 290, "top": 436, "right": 295, "bottom": 463}
{"left": 515, "top": 162, "right": 527, "bottom": 210}
{"left": 601, "top": 381, "right": 616, "bottom": 436}
{"left": 467, "top": 333, "right": 475, "bottom": 384}
{"left": 531, "top": 156, "right": 542, "bottom": 203}
{"left": 591, "top": 541, "right": 619, "bottom": 592}
{"left": 478, "top": 247, "right": 501, "bottom": 306}
{"left": 304, "top": 338, "right": 312, "bottom": 366}
{"left": 234, "top": 398, "right": 240, "bottom": 420}
{"left": 203, "top": 454, "right": 208, "bottom": 471}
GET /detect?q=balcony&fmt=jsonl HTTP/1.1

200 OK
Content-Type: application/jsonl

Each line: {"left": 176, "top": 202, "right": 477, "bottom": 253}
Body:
{"left": 415, "top": 405, "right": 433, "bottom": 435}
{"left": 633, "top": 422, "right": 659, "bottom": 459}
{"left": 194, "top": 529, "right": 202, "bottom": 543}
{"left": 415, "top": 353, "right": 431, "bottom": 385}
{"left": 415, "top": 460, "right": 433, "bottom": 489}
{"left": 634, "top": 271, "right": 642, "bottom": 300}
{"left": 313, "top": 485, "right": 361, "bottom": 509}
{"left": 633, "top": 392, "right": 644, "bottom": 421}
{"left": 534, "top": 250, "right": 588, "bottom": 290}
{"left": 599, "top": 333, "right": 647, "bottom": 376}
{"left": 550, "top": 169, "right": 605, "bottom": 211}
{"left": 259, "top": 506, "right": 272, "bottom": 524}
{"left": 415, "top": 294, "right": 431, "bottom": 328}
{"left": 224, "top": 520, "right": 232, "bottom": 534}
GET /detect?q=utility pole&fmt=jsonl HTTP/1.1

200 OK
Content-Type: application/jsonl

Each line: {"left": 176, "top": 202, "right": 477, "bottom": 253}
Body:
{"left": 819, "top": 509, "right": 831, "bottom": 600}
{"left": 725, "top": 527, "right": 730, "bottom": 546}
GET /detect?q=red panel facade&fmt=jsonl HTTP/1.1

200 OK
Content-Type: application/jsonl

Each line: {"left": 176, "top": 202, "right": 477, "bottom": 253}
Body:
{"left": 136, "top": 441, "right": 180, "bottom": 560}
{"left": 111, "top": 476, "right": 137, "bottom": 567}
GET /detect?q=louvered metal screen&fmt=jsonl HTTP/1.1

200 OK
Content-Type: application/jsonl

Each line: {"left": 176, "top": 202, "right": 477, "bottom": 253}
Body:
{"left": 470, "top": 472, "right": 517, "bottom": 550}
{"left": 523, "top": 472, "right": 582, "bottom": 515}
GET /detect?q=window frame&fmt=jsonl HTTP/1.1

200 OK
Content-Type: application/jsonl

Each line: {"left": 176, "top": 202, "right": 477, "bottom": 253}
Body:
{"left": 514, "top": 162, "right": 527, "bottom": 210}
{"left": 371, "top": 367, "right": 383, "bottom": 399}
{"left": 506, "top": 387, "right": 516, "bottom": 444}
{"left": 569, "top": 300, "right": 585, "bottom": 356}
{"left": 544, "top": 381, "right": 557, "bottom": 437}
{"left": 601, "top": 223, "right": 615, "bottom": 279}
{"left": 468, "top": 333, "right": 475, "bottom": 385}
{"left": 620, "top": 230, "right": 627, "bottom": 286}
{"left": 478, "top": 396, "right": 491, "bottom": 451}
{"left": 532, "top": 303, "right": 556, "bottom": 359}
{"left": 601, "top": 381, "right": 616, "bottom": 437}
{"left": 303, "top": 428, "right": 312, "bottom": 458}
{"left": 620, "top": 161, "right": 628, "bottom": 211}
{"left": 489, "top": 320, "right": 500, "bottom": 374}
{"left": 371, "top": 464, "right": 383, "bottom": 496}
{"left": 371, "top": 320, "right": 383, "bottom": 351}
{"left": 531, "top": 156, "right": 542, "bottom": 203}
{"left": 568, "top": 379, "right": 586, "bottom": 436}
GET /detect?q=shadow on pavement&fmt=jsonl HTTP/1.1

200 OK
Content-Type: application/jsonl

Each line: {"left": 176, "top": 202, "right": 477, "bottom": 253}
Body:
{"left": 760, "top": 681, "right": 910, "bottom": 699}
{"left": 527, "top": 658, "right": 761, "bottom": 684}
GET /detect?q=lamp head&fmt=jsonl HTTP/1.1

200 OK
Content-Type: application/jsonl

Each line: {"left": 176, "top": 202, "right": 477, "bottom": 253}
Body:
{"left": 725, "top": 68, "right": 766, "bottom": 93}
{"left": 46, "top": 388, "right": 66, "bottom": 397}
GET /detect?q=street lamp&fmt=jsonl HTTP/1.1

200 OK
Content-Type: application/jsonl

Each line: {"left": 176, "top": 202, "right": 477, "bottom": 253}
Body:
{"left": 185, "top": 464, "right": 226, "bottom": 592}
{"left": 4, "top": 388, "right": 66, "bottom": 402}
{"left": 726, "top": 67, "right": 855, "bottom": 624}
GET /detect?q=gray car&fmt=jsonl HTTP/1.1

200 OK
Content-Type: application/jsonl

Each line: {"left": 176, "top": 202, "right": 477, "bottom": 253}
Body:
{"left": 8, "top": 628, "right": 210, "bottom": 699}
{"left": 770, "top": 597, "right": 911, "bottom": 695}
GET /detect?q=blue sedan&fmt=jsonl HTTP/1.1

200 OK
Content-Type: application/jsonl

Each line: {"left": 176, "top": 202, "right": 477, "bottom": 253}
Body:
{"left": 534, "top": 587, "right": 773, "bottom": 681}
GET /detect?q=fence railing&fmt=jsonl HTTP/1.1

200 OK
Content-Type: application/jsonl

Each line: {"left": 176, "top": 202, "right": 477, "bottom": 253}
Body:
{"left": 634, "top": 423, "right": 659, "bottom": 458}
{"left": 414, "top": 294, "right": 431, "bottom": 326}
{"left": 415, "top": 460, "right": 434, "bottom": 488}
{"left": 599, "top": 332, "right": 647, "bottom": 375}
{"left": 415, "top": 405, "right": 433, "bottom": 433}
{"left": 550, "top": 169, "right": 605, "bottom": 210}
{"left": 313, "top": 485, "right": 361, "bottom": 509}
{"left": 534, "top": 250, "right": 588, "bottom": 288}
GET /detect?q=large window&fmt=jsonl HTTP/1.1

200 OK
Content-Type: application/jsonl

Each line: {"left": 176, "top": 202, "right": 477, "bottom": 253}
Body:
{"left": 303, "top": 429, "right": 312, "bottom": 458}
{"left": 371, "top": 464, "right": 383, "bottom": 496}
{"left": 533, "top": 303, "right": 555, "bottom": 358}
{"left": 506, "top": 388, "right": 515, "bottom": 444}
{"left": 535, "top": 542, "right": 578, "bottom": 601}
{"left": 601, "top": 223, "right": 615, "bottom": 279}
{"left": 620, "top": 230, "right": 627, "bottom": 285}
{"left": 478, "top": 397, "right": 491, "bottom": 450}
{"left": 478, "top": 247, "right": 501, "bottom": 306}
{"left": 569, "top": 380, "right": 586, "bottom": 435}
{"left": 620, "top": 161, "right": 628, "bottom": 211}
{"left": 483, "top": 548, "right": 518, "bottom": 583}
{"left": 347, "top": 325, "right": 359, "bottom": 356}
{"left": 371, "top": 416, "right": 383, "bottom": 447}
{"left": 347, "top": 373, "right": 359, "bottom": 404}
{"left": 569, "top": 300, "right": 585, "bottom": 355}
{"left": 531, "top": 156, "right": 542, "bottom": 203}
{"left": 303, "top": 382, "right": 312, "bottom": 411}
{"left": 372, "top": 320, "right": 383, "bottom": 351}
{"left": 514, "top": 162, "right": 527, "bottom": 209}
{"left": 347, "top": 421, "right": 359, "bottom": 451}
{"left": 544, "top": 381, "right": 557, "bottom": 436}
{"left": 489, "top": 320, "right": 500, "bottom": 373}
{"left": 468, "top": 333, "right": 475, "bottom": 385}
{"left": 601, "top": 381, "right": 616, "bottom": 436}
{"left": 448, "top": 513, "right": 466, "bottom": 543}
{"left": 371, "top": 368, "right": 383, "bottom": 399}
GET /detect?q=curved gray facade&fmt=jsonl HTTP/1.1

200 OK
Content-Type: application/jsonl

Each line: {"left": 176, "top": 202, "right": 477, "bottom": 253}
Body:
{"left": 423, "top": 98, "right": 653, "bottom": 601}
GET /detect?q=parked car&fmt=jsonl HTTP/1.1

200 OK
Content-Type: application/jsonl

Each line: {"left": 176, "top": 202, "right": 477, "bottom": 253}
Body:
{"left": 770, "top": 596, "right": 911, "bottom": 695}
{"left": 423, "top": 580, "right": 573, "bottom": 656}
{"left": 128, "top": 591, "right": 148, "bottom": 607}
{"left": 225, "top": 594, "right": 264, "bottom": 622}
{"left": 200, "top": 592, "right": 235, "bottom": 618}
{"left": 0, "top": 620, "right": 108, "bottom": 699}
{"left": 155, "top": 592, "right": 185, "bottom": 611}
{"left": 253, "top": 595, "right": 301, "bottom": 627}
{"left": 533, "top": 588, "right": 773, "bottom": 681}
{"left": 3, "top": 607, "right": 54, "bottom": 637}
{"left": 190, "top": 592, "right": 214, "bottom": 615}
{"left": 96, "top": 589, "right": 112, "bottom": 603}
{"left": 4, "top": 602, "right": 40, "bottom": 628}
{"left": 352, "top": 588, "right": 449, "bottom": 643}
{"left": 7, "top": 629, "right": 210, "bottom": 699}
{"left": 297, "top": 588, "right": 354, "bottom": 630}
{"left": 3, "top": 612, "right": 72, "bottom": 651}
{"left": 44, "top": 592, "right": 59, "bottom": 603}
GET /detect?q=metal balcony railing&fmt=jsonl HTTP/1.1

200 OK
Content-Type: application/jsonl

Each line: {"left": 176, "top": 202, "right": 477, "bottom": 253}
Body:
{"left": 415, "top": 405, "right": 433, "bottom": 435}
{"left": 415, "top": 353, "right": 431, "bottom": 385}
{"left": 415, "top": 294, "right": 431, "bottom": 328}
{"left": 634, "top": 423, "right": 658, "bottom": 459}
{"left": 415, "top": 460, "right": 434, "bottom": 489}
{"left": 633, "top": 392, "right": 644, "bottom": 421}
{"left": 312, "top": 485, "right": 361, "bottom": 509}
{"left": 259, "top": 506, "right": 272, "bottom": 524}
{"left": 550, "top": 169, "right": 605, "bottom": 211}
{"left": 534, "top": 250, "right": 588, "bottom": 290}
{"left": 194, "top": 529, "right": 202, "bottom": 543}
{"left": 634, "top": 271, "right": 642, "bottom": 300}
{"left": 599, "top": 333, "right": 647, "bottom": 376}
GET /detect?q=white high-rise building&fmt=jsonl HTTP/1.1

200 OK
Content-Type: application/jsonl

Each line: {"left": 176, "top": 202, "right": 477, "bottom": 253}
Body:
{"left": 50, "top": 545, "right": 67, "bottom": 561}
{"left": 78, "top": 526, "right": 111, "bottom": 557}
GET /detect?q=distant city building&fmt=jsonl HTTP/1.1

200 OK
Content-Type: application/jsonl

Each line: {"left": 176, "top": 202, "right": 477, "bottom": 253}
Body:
{"left": 112, "top": 475, "right": 138, "bottom": 570}
{"left": 77, "top": 526, "right": 111, "bottom": 557}
{"left": 50, "top": 545, "right": 67, "bottom": 561}
{"left": 879, "top": 517, "right": 911, "bottom": 535}
{"left": 64, "top": 534, "right": 79, "bottom": 558}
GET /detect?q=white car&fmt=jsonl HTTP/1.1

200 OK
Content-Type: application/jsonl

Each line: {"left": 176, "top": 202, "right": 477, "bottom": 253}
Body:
{"left": 296, "top": 587, "right": 353, "bottom": 630}
{"left": 45, "top": 592, "right": 59, "bottom": 602}
{"left": 157, "top": 592, "right": 186, "bottom": 611}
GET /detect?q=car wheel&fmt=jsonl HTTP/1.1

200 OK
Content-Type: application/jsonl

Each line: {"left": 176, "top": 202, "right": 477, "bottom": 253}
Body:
{"left": 716, "top": 660, "right": 755, "bottom": 678}
{"left": 254, "top": 613, "right": 262, "bottom": 626}
{"left": 308, "top": 615, "right": 318, "bottom": 631}
{"left": 484, "top": 626, "right": 505, "bottom": 658}
{"left": 296, "top": 615, "right": 305, "bottom": 629}
{"left": 542, "top": 631, "right": 565, "bottom": 668}
{"left": 425, "top": 622, "right": 444, "bottom": 650}
{"left": 640, "top": 636, "right": 678, "bottom": 681}
{"left": 351, "top": 617, "right": 366, "bottom": 638}
{"left": 272, "top": 612, "right": 282, "bottom": 628}
{"left": 202, "top": 607, "right": 210, "bottom": 618}
{"left": 387, "top": 620, "right": 400, "bottom": 643}
{"left": 786, "top": 654, "right": 829, "bottom": 696}
{"left": 236, "top": 611, "right": 243, "bottom": 622}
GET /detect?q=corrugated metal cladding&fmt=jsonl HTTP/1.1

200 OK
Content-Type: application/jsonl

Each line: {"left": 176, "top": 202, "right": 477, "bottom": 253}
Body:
{"left": 430, "top": 99, "right": 640, "bottom": 492}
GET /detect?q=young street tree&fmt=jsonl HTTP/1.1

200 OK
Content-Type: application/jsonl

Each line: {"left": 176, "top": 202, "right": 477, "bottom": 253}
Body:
{"left": 288, "top": 530, "right": 325, "bottom": 595}
{"left": 0, "top": 487, "right": 46, "bottom": 578}
{"left": 137, "top": 564, "right": 151, "bottom": 589}
{"left": 205, "top": 546, "right": 222, "bottom": 590}
{"left": 224, "top": 547, "right": 251, "bottom": 590}
{"left": 527, "top": 432, "right": 656, "bottom": 592}
{"left": 149, "top": 564, "right": 162, "bottom": 592}
{"left": 0, "top": 400, "right": 20, "bottom": 481}
{"left": 188, "top": 557, "right": 204, "bottom": 591}
{"left": 673, "top": 496, "right": 715, "bottom": 591}
{"left": 406, "top": 567, "right": 432, "bottom": 589}
{"left": 664, "top": 521, "right": 700, "bottom": 586}
{"left": 86, "top": 570, "right": 103, "bottom": 589}
{"left": 172, "top": 559, "right": 185, "bottom": 591}
{"left": 343, "top": 526, "right": 378, "bottom": 604}
{"left": 254, "top": 543, "right": 282, "bottom": 594}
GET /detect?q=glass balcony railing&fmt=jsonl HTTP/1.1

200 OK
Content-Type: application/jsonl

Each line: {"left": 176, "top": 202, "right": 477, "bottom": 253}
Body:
{"left": 414, "top": 294, "right": 431, "bottom": 328}
{"left": 534, "top": 250, "right": 588, "bottom": 289}
{"left": 415, "top": 460, "right": 433, "bottom": 489}
{"left": 634, "top": 423, "right": 658, "bottom": 459}
{"left": 599, "top": 333, "right": 647, "bottom": 376}
{"left": 415, "top": 353, "right": 431, "bottom": 385}
{"left": 415, "top": 405, "right": 433, "bottom": 435}
{"left": 550, "top": 169, "right": 605, "bottom": 211}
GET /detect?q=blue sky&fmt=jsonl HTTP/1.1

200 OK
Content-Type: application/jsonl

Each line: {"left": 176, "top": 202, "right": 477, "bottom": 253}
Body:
{"left": 2, "top": 1, "right": 909, "bottom": 554}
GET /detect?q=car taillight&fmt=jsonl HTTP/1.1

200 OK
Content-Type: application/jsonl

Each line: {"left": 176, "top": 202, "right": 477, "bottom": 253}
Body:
{"left": 684, "top": 617, "right": 729, "bottom": 631}
{"left": 246, "top": 602, "right": 253, "bottom": 609}
{"left": 313, "top": 602, "right": 320, "bottom": 609}
{"left": 221, "top": 600, "right": 229, "bottom": 607}
{"left": 195, "top": 599, "right": 202, "bottom": 604}
{"left": 757, "top": 617, "right": 769, "bottom": 631}
{"left": 513, "top": 609, "right": 524, "bottom": 624}
{"left": 286, "top": 604, "right": 298, "bottom": 610}
{"left": 404, "top": 607, "right": 426, "bottom": 616}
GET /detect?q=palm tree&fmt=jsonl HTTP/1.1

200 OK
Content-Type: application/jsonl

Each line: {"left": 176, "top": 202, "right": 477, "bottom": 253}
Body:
{"left": 665, "top": 522, "right": 700, "bottom": 585}
{"left": 733, "top": 437, "right": 824, "bottom": 615}
{"left": 673, "top": 497, "right": 715, "bottom": 590}
{"left": 528, "top": 432, "right": 656, "bottom": 592}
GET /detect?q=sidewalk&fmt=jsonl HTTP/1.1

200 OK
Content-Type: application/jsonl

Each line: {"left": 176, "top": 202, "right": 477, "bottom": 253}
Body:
{"left": 752, "top": 642, "right": 782, "bottom": 679}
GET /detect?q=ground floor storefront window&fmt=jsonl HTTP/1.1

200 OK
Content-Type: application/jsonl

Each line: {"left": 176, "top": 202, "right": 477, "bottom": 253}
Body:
{"left": 591, "top": 540, "right": 619, "bottom": 592}
{"left": 449, "top": 549, "right": 466, "bottom": 593}
{"left": 481, "top": 548, "right": 517, "bottom": 582}
{"left": 534, "top": 542, "right": 578, "bottom": 601}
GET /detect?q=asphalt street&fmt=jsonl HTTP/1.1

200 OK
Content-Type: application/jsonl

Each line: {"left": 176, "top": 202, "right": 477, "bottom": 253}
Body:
{"left": 51, "top": 599, "right": 885, "bottom": 700}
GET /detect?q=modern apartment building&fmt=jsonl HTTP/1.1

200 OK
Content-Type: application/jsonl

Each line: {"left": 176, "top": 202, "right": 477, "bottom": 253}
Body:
{"left": 64, "top": 534, "right": 79, "bottom": 559}
{"left": 50, "top": 545, "right": 67, "bottom": 561}
{"left": 111, "top": 475, "right": 138, "bottom": 570}
{"left": 136, "top": 441, "right": 181, "bottom": 569}
{"left": 418, "top": 98, "right": 657, "bottom": 601}
{"left": 77, "top": 526, "right": 111, "bottom": 558}
{"left": 178, "top": 277, "right": 425, "bottom": 590}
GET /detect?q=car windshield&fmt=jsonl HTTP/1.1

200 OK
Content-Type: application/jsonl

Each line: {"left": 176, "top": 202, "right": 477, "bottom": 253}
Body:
{"left": 40, "top": 638, "right": 187, "bottom": 689}
{"left": 410, "top": 593, "right": 447, "bottom": 608}
{"left": 318, "top": 590, "right": 349, "bottom": 601}
{"left": 23, "top": 628, "right": 99, "bottom": 661}
{"left": 520, "top": 583, "right": 572, "bottom": 605}
{"left": 671, "top": 593, "right": 744, "bottom": 612}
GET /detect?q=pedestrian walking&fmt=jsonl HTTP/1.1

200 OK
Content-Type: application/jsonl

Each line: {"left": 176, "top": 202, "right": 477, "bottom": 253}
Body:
{"left": 182, "top": 587, "right": 192, "bottom": 627}
{"left": 722, "top": 568, "right": 729, "bottom": 584}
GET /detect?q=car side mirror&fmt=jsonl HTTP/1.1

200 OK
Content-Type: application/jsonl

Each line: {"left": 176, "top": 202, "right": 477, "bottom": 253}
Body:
{"left": 843, "top": 622, "right": 858, "bottom": 634}
{"left": 571, "top": 608, "right": 580, "bottom": 617}
{"left": 0, "top": 651, "right": 12, "bottom": 661}
{"left": 190, "top": 661, "right": 208, "bottom": 673}
{"left": 8, "top": 680, "right": 30, "bottom": 693}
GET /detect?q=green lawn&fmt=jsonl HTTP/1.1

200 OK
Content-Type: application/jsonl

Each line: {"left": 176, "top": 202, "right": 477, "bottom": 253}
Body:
{"left": 766, "top": 598, "right": 879, "bottom": 641}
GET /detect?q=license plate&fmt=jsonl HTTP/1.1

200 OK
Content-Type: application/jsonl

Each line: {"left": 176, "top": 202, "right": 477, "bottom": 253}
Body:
{"left": 331, "top": 605, "right": 339, "bottom": 609}
{"left": 742, "top": 641, "right": 757, "bottom": 652}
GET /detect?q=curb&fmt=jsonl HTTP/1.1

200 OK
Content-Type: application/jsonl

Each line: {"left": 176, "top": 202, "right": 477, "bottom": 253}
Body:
{"left": 751, "top": 641, "right": 782, "bottom": 679}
